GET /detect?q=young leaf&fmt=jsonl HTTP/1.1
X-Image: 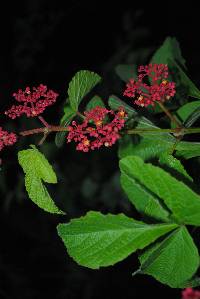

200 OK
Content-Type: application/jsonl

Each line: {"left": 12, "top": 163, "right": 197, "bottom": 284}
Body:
{"left": 18, "top": 146, "right": 65, "bottom": 214}
{"left": 138, "top": 227, "right": 199, "bottom": 288}
{"left": 115, "top": 64, "right": 137, "bottom": 82}
{"left": 86, "top": 95, "right": 105, "bottom": 110}
{"left": 57, "top": 211, "right": 177, "bottom": 269}
{"left": 151, "top": 37, "right": 186, "bottom": 68}
{"left": 120, "top": 161, "right": 170, "bottom": 222}
{"left": 55, "top": 105, "right": 76, "bottom": 148}
{"left": 119, "top": 156, "right": 200, "bottom": 226}
{"left": 68, "top": 70, "right": 101, "bottom": 111}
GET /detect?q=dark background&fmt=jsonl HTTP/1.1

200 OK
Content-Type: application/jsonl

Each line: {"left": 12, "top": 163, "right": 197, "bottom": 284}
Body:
{"left": 1, "top": 1, "right": 200, "bottom": 298}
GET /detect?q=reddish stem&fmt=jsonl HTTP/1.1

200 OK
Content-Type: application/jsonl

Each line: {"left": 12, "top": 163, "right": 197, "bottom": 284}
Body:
{"left": 38, "top": 116, "right": 50, "bottom": 127}
{"left": 19, "top": 126, "right": 69, "bottom": 137}
{"left": 157, "top": 102, "right": 182, "bottom": 128}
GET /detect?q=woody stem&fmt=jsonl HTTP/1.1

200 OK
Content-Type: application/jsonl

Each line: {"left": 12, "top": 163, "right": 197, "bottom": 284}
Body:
{"left": 19, "top": 126, "right": 70, "bottom": 136}
{"left": 38, "top": 116, "right": 50, "bottom": 127}
{"left": 126, "top": 127, "right": 200, "bottom": 135}
{"left": 76, "top": 111, "right": 85, "bottom": 120}
{"left": 19, "top": 125, "right": 200, "bottom": 137}
{"left": 157, "top": 102, "right": 182, "bottom": 128}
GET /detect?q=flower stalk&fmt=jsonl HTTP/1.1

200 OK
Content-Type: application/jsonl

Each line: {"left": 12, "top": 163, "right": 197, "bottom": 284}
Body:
{"left": 157, "top": 101, "right": 182, "bottom": 128}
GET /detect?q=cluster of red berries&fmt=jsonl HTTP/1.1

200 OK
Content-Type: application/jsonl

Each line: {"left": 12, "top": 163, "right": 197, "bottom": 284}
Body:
{"left": 0, "top": 127, "right": 17, "bottom": 151}
{"left": 67, "top": 106, "right": 127, "bottom": 152}
{"left": 123, "top": 64, "right": 176, "bottom": 107}
{"left": 1, "top": 84, "right": 57, "bottom": 154}
{"left": 5, "top": 84, "right": 58, "bottom": 119}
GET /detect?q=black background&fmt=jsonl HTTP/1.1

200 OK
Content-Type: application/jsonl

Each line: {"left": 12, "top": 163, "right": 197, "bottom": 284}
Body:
{"left": 1, "top": 1, "right": 200, "bottom": 298}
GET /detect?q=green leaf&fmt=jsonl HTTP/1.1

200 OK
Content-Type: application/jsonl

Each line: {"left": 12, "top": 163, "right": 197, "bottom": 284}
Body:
{"left": 120, "top": 162, "right": 170, "bottom": 222}
{"left": 108, "top": 95, "right": 138, "bottom": 118}
{"left": 115, "top": 64, "right": 137, "bottom": 82}
{"left": 151, "top": 37, "right": 186, "bottom": 68}
{"left": 138, "top": 227, "right": 199, "bottom": 288}
{"left": 119, "top": 156, "right": 200, "bottom": 226}
{"left": 119, "top": 138, "right": 192, "bottom": 181}
{"left": 55, "top": 105, "right": 76, "bottom": 148}
{"left": 119, "top": 135, "right": 200, "bottom": 161}
{"left": 25, "top": 173, "right": 63, "bottom": 214}
{"left": 18, "top": 145, "right": 57, "bottom": 183}
{"left": 86, "top": 95, "right": 105, "bottom": 110}
{"left": 176, "top": 141, "right": 200, "bottom": 159}
{"left": 175, "top": 101, "right": 200, "bottom": 124}
{"left": 173, "top": 61, "right": 200, "bottom": 99}
{"left": 159, "top": 153, "right": 193, "bottom": 181}
{"left": 172, "top": 101, "right": 200, "bottom": 128}
{"left": 68, "top": 70, "right": 101, "bottom": 111}
{"left": 184, "top": 106, "right": 200, "bottom": 128}
{"left": 119, "top": 136, "right": 172, "bottom": 160}
{"left": 57, "top": 211, "right": 177, "bottom": 269}
{"left": 176, "top": 277, "right": 200, "bottom": 288}
{"left": 18, "top": 146, "right": 65, "bottom": 214}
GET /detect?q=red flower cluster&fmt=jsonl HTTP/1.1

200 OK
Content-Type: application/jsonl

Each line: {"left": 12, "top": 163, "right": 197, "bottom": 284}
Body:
{"left": 67, "top": 106, "right": 127, "bottom": 152}
{"left": 182, "top": 288, "right": 200, "bottom": 299}
{"left": 124, "top": 64, "right": 176, "bottom": 107}
{"left": 0, "top": 127, "right": 17, "bottom": 151}
{"left": 5, "top": 84, "right": 58, "bottom": 119}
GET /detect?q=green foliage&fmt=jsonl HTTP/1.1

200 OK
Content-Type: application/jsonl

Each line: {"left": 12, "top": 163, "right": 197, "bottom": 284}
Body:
{"left": 138, "top": 227, "right": 199, "bottom": 288}
{"left": 57, "top": 211, "right": 177, "bottom": 269}
{"left": 118, "top": 136, "right": 171, "bottom": 160}
{"left": 172, "top": 100, "right": 200, "bottom": 128}
{"left": 68, "top": 70, "right": 101, "bottom": 111}
{"left": 86, "top": 95, "right": 105, "bottom": 110}
{"left": 115, "top": 64, "right": 137, "bottom": 82}
{"left": 109, "top": 95, "right": 200, "bottom": 160}
{"left": 176, "top": 277, "right": 200, "bottom": 288}
{"left": 173, "top": 61, "right": 200, "bottom": 99}
{"left": 18, "top": 145, "right": 64, "bottom": 214}
{"left": 120, "top": 156, "right": 200, "bottom": 226}
{"left": 176, "top": 141, "right": 200, "bottom": 159}
{"left": 184, "top": 105, "right": 200, "bottom": 128}
{"left": 120, "top": 159, "right": 170, "bottom": 222}
{"left": 151, "top": 37, "right": 186, "bottom": 67}
{"left": 55, "top": 105, "right": 76, "bottom": 147}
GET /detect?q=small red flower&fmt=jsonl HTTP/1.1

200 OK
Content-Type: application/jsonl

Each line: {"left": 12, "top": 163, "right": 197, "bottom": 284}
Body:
{"left": 5, "top": 84, "right": 58, "bottom": 119}
{"left": 0, "top": 127, "right": 17, "bottom": 152}
{"left": 67, "top": 106, "right": 127, "bottom": 152}
{"left": 182, "top": 288, "right": 200, "bottom": 299}
{"left": 123, "top": 64, "right": 176, "bottom": 107}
